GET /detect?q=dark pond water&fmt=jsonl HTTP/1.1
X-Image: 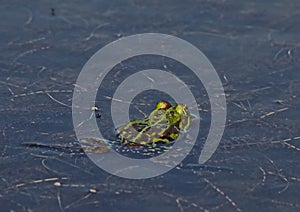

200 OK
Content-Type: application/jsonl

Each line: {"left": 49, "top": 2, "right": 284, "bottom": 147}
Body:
{"left": 1, "top": 0, "right": 300, "bottom": 211}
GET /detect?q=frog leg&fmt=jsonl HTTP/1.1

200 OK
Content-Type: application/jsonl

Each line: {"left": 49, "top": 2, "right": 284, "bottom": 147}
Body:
{"left": 169, "top": 133, "right": 179, "bottom": 140}
{"left": 152, "top": 138, "right": 169, "bottom": 146}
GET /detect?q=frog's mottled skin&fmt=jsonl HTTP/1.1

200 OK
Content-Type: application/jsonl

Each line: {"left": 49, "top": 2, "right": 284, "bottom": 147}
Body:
{"left": 116, "top": 101, "right": 191, "bottom": 146}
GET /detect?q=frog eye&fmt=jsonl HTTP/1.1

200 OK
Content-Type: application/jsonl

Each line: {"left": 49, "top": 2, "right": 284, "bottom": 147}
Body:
{"left": 175, "top": 104, "right": 182, "bottom": 113}
{"left": 156, "top": 100, "right": 171, "bottom": 110}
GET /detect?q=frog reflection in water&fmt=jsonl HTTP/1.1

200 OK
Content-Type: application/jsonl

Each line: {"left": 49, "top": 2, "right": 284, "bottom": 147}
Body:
{"left": 116, "top": 100, "right": 191, "bottom": 147}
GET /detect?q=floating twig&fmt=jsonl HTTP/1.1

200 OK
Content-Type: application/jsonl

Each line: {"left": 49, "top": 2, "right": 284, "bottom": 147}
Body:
{"left": 260, "top": 107, "right": 288, "bottom": 119}
{"left": 14, "top": 89, "right": 73, "bottom": 97}
{"left": 13, "top": 46, "right": 50, "bottom": 62}
{"left": 10, "top": 177, "right": 69, "bottom": 189}
{"left": 204, "top": 178, "right": 241, "bottom": 212}
{"left": 46, "top": 93, "right": 71, "bottom": 108}
{"left": 84, "top": 23, "right": 109, "bottom": 41}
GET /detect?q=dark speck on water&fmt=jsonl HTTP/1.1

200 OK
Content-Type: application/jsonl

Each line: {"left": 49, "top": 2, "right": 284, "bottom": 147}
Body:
{"left": 0, "top": 0, "right": 300, "bottom": 211}
{"left": 51, "top": 8, "right": 55, "bottom": 16}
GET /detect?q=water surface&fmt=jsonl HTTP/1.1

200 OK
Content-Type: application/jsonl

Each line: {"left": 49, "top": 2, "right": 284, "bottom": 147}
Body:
{"left": 1, "top": 0, "right": 300, "bottom": 211}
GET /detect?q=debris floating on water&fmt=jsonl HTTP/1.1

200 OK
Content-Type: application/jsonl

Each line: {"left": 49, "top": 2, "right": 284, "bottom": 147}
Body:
{"left": 89, "top": 188, "right": 97, "bottom": 194}
{"left": 91, "top": 106, "right": 99, "bottom": 111}
{"left": 53, "top": 182, "right": 62, "bottom": 187}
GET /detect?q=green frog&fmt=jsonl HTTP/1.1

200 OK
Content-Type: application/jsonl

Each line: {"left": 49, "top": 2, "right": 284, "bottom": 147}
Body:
{"left": 23, "top": 101, "right": 192, "bottom": 155}
{"left": 116, "top": 100, "right": 192, "bottom": 147}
